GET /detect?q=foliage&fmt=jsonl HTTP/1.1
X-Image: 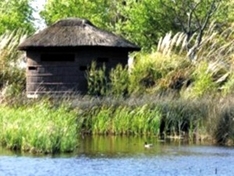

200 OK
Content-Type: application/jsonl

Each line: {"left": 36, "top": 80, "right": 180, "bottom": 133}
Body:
{"left": 184, "top": 61, "right": 218, "bottom": 98}
{"left": 206, "top": 96, "right": 234, "bottom": 145}
{"left": 2, "top": 94, "right": 234, "bottom": 154}
{"left": 86, "top": 62, "right": 130, "bottom": 97}
{"left": 75, "top": 94, "right": 234, "bottom": 145}
{"left": 0, "top": 0, "right": 35, "bottom": 34}
{"left": 69, "top": 94, "right": 234, "bottom": 144}
{"left": 86, "top": 62, "right": 108, "bottom": 96}
{"left": 156, "top": 97, "right": 208, "bottom": 139}
{"left": 40, "top": 0, "right": 119, "bottom": 30}
{"left": 221, "top": 73, "right": 234, "bottom": 95}
{"left": 213, "top": 104, "right": 234, "bottom": 144}
{"left": 0, "top": 30, "right": 27, "bottom": 97}
{"left": 155, "top": 23, "right": 234, "bottom": 97}
{"left": 79, "top": 103, "right": 161, "bottom": 135}
{"left": 109, "top": 64, "right": 129, "bottom": 97}
{"left": 128, "top": 52, "right": 192, "bottom": 95}
{"left": 114, "top": 0, "right": 175, "bottom": 50}
{"left": 85, "top": 21, "right": 233, "bottom": 97}
{"left": 157, "top": 0, "right": 231, "bottom": 47}
{"left": 40, "top": 0, "right": 234, "bottom": 51}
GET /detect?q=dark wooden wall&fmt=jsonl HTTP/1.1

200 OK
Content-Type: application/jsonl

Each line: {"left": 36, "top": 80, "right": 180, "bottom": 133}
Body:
{"left": 26, "top": 48, "right": 128, "bottom": 97}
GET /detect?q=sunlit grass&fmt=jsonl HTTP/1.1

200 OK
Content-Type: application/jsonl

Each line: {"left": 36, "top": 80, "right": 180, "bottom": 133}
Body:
{"left": 0, "top": 30, "right": 27, "bottom": 97}
{"left": 77, "top": 103, "right": 161, "bottom": 136}
{"left": 72, "top": 94, "right": 234, "bottom": 145}
{"left": 1, "top": 94, "right": 234, "bottom": 154}
{"left": 0, "top": 100, "right": 78, "bottom": 154}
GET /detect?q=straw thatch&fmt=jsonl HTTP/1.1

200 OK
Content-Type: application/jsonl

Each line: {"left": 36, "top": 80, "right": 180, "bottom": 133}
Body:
{"left": 18, "top": 18, "right": 140, "bottom": 51}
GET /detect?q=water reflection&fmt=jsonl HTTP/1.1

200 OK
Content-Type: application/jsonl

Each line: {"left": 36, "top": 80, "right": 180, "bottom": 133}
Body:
{"left": 78, "top": 135, "right": 163, "bottom": 157}
{"left": 77, "top": 135, "right": 220, "bottom": 158}
{"left": 1, "top": 136, "right": 234, "bottom": 176}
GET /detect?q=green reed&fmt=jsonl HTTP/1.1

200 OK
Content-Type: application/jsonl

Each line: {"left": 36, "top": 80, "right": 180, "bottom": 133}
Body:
{"left": 0, "top": 100, "right": 78, "bottom": 154}
{"left": 66, "top": 94, "right": 234, "bottom": 145}
{"left": 1, "top": 94, "right": 234, "bottom": 154}
{"left": 78, "top": 103, "right": 161, "bottom": 136}
{"left": 72, "top": 94, "right": 234, "bottom": 145}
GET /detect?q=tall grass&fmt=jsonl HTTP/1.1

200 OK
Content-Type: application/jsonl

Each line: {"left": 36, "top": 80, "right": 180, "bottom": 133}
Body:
{"left": 126, "top": 22, "right": 234, "bottom": 97}
{"left": 206, "top": 96, "right": 234, "bottom": 145}
{"left": 73, "top": 95, "right": 193, "bottom": 138}
{"left": 109, "top": 65, "right": 129, "bottom": 96}
{"left": 128, "top": 52, "right": 192, "bottom": 95}
{"left": 86, "top": 62, "right": 108, "bottom": 96}
{"left": 1, "top": 94, "right": 234, "bottom": 153}
{"left": 0, "top": 100, "right": 78, "bottom": 154}
{"left": 182, "top": 61, "right": 219, "bottom": 98}
{"left": 0, "top": 30, "right": 27, "bottom": 97}
{"left": 132, "top": 25, "right": 232, "bottom": 98}
{"left": 77, "top": 103, "right": 161, "bottom": 136}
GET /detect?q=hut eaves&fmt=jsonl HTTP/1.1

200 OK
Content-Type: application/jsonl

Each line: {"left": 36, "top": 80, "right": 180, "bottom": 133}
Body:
{"left": 18, "top": 18, "right": 140, "bottom": 51}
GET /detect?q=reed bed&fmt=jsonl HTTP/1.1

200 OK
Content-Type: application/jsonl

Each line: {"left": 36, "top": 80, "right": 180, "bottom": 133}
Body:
{"left": 0, "top": 100, "right": 78, "bottom": 154}
{"left": 1, "top": 94, "right": 234, "bottom": 154}
{"left": 72, "top": 94, "right": 234, "bottom": 145}
{"left": 88, "top": 105, "right": 161, "bottom": 135}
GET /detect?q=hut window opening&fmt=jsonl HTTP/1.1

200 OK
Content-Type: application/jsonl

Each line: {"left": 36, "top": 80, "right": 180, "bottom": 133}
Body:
{"left": 41, "top": 53, "right": 75, "bottom": 62}
{"left": 28, "top": 66, "right": 37, "bottom": 71}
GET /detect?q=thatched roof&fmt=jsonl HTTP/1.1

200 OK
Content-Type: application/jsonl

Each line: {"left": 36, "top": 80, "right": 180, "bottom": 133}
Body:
{"left": 18, "top": 18, "right": 140, "bottom": 51}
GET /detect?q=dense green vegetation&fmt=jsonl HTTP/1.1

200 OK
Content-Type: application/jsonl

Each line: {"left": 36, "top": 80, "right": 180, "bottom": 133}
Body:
{"left": 0, "top": 30, "right": 27, "bottom": 96}
{"left": 0, "top": 100, "right": 78, "bottom": 154}
{"left": 86, "top": 24, "right": 234, "bottom": 97}
{"left": 0, "top": 0, "right": 234, "bottom": 153}
{"left": 1, "top": 94, "right": 234, "bottom": 154}
{"left": 40, "top": 0, "right": 234, "bottom": 50}
{"left": 0, "top": 0, "right": 35, "bottom": 34}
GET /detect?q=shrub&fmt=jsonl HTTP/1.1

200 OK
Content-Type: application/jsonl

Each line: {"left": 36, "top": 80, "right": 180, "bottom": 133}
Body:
{"left": 0, "top": 30, "right": 27, "bottom": 97}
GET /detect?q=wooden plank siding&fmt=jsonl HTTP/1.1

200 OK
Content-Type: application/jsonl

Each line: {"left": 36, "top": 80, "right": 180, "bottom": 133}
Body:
{"left": 26, "top": 49, "right": 129, "bottom": 96}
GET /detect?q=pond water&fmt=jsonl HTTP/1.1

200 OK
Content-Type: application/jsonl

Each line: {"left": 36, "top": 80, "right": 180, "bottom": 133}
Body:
{"left": 1, "top": 136, "right": 234, "bottom": 176}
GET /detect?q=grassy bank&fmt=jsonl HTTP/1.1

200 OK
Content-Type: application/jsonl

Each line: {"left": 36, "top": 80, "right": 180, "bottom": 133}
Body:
{"left": 0, "top": 100, "right": 78, "bottom": 154}
{"left": 74, "top": 94, "right": 234, "bottom": 145}
{"left": 1, "top": 94, "right": 234, "bottom": 154}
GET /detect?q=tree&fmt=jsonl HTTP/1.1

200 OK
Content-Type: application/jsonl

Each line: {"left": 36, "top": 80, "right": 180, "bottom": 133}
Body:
{"left": 115, "top": 0, "right": 176, "bottom": 50}
{"left": 40, "top": 0, "right": 176, "bottom": 50}
{"left": 40, "top": 0, "right": 234, "bottom": 51}
{"left": 40, "top": 0, "right": 121, "bottom": 30}
{"left": 159, "top": 0, "right": 233, "bottom": 59}
{"left": 116, "top": 0, "right": 234, "bottom": 51}
{"left": 0, "top": 0, "right": 35, "bottom": 34}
